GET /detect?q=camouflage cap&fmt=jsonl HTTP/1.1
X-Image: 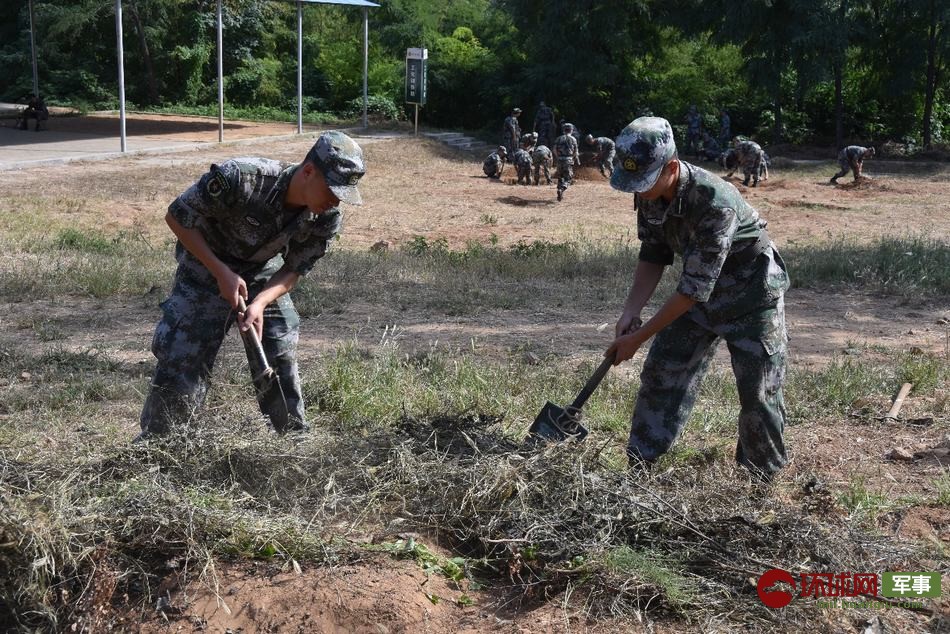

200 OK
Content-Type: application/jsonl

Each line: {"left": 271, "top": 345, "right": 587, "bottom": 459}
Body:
{"left": 610, "top": 116, "right": 677, "bottom": 194}
{"left": 307, "top": 130, "right": 365, "bottom": 205}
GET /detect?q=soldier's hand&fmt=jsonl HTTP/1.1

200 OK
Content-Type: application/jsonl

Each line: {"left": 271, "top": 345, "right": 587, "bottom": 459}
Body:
{"left": 217, "top": 269, "right": 248, "bottom": 311}
{"left": 239, "top": 300, "right": 265, "bottom": 341}
{"left": 606, "top": 333, "right": 643, "bottom": 366}
{"left": 615, "top": 313, "right": 643, "bottom": 339}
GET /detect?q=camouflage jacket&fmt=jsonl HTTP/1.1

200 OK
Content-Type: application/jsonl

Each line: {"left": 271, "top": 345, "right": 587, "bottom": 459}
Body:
{"left": 686, "top": 112, "right": 702, "bottom": 133}
{"left": 168, "top": 158, "right": 342, "bottom": 278}
{"left": 554, "top": 134, "right": 579, "bottom": 162}
{"left": 839, "top": 145, "right": 871, "bottom": 162}
{"left": 483, "top": 152, "right": 504, "bottom": 172}
{"left": 635, "top": 161, "right": 787, "bottom": 312}
{"left": 592, "top": 137, "right": 615, "bottom": 156}
{"left": 532, "top": 145, "right": 553, "bottom": 164}
{"left": 513, "top": 149, "right": 532, "bottom": 169}
{"left": 504, "top": 115, "right": 521, "bottom": 139}
{"left": 534, "top": 105, "right": 554, "bottom": 127}
{"left": 735, "top": 140, "right": 763, "bottom": 162}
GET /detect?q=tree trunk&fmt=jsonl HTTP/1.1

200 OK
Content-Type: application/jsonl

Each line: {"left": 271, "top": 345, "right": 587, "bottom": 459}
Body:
{"left": 128, "top": 1, "right": 159, "bottom": 105}
{"left": 772, "top": 82, "right": 783, "bottom": 145}
{"left": 922, "top": 0, "right": 937, "bottom": 149}
{"left": 834, "top": 62, "right": 844, "bottom": 150}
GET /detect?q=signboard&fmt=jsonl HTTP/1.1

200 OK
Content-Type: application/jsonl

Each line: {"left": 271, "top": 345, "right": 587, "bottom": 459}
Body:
{"left": 405, "top": 47, "right": 428, "bottom": 105}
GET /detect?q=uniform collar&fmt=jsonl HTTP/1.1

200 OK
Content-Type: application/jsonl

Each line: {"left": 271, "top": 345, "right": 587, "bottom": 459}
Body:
{"left": 268, "top": 163, "right": 300, "bottom": 210}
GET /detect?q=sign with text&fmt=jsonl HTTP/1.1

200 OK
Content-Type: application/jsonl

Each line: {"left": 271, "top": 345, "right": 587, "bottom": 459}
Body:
{"left": 405, "top": 47, "right": 428, "bottom": 105}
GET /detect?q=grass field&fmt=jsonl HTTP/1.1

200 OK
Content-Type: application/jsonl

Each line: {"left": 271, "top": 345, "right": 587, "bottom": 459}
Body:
{"left": 0, "top": 133, "right": 948, "bottom": 632}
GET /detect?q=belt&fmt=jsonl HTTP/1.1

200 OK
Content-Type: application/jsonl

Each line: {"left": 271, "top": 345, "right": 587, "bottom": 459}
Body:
{"left": 721, "top": 229, "right": 771, "bottom": 274}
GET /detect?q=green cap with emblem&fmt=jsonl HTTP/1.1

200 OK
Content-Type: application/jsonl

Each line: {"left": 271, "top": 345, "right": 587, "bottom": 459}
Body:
{"left": 610, "top": 116, "right": 677, "bottom": 194}
{"left": 307, "top": 130, "right": 365, "bottom": 205}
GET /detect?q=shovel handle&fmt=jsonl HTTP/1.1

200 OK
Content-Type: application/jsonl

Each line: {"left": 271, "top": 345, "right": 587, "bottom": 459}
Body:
{"left": 568, "top": 352, "right": 615, "bottom": 412}
{"left": 237, "top": 297, "right": 270, "bottom": 373}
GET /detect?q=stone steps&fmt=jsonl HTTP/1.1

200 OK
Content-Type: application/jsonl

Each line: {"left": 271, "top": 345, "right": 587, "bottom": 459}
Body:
{"left": 422, "top": 130, "right": 492, "bottom": 156}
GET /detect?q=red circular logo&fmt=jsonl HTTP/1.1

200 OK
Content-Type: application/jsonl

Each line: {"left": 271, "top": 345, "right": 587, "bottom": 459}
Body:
{"left": 757, "top": 569, "right": 797, "bottom": 609}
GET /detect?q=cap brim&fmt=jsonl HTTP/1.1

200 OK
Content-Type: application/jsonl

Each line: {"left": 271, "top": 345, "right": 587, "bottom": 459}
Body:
{"left": 329, "top": 184, "right": 362, "bottom": 205}
{"left": 609, "top": 163, "right": 663, "bottom": 194}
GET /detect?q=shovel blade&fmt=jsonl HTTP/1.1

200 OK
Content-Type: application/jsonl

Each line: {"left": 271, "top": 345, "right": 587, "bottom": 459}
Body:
{"left": 528, "top": 401, "right": 589, "bottom": 443}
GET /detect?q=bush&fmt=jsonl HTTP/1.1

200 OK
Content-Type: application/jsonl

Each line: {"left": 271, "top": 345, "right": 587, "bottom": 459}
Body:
{"left": 343, "top": 94, "right": 402, "bottom": 122}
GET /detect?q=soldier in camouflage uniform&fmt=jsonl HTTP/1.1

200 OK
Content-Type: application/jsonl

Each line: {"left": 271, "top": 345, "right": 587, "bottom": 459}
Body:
{"left": 531, "top": 144, "right": 553, "bottom": 185}
{"left": 830, "top": 145, "right": 875, "bottom": 183}
{"left": 554, "top": 123, "right": 580, "bottom": 202}
{"left": 138, "top": 131, "right": 365, "bottom": 440}
{"left": 534, "top": 101, "right": 556, "bottom": 149}
{"left": 585, "top": 134, "right": 616, "bottom": 178}
{"left": 718, "top": 109, "right": 731, "bottom": 148}
{"left": 513, "top": 145, "right": 533, "bottom": 185}
{"left": 503, "top": 108, "right": 523, "bottom": 157}
{"left": 725, "top": 138, "right": 767, "bottom": 187}
{"left": 483, "top": 146, "right": 507, "bottom": 179}
{"left": 700, "top": 132, "right": 721, "bottom": 161}
{"left": 685, "top": 105, "right": 703, "bottom": 156}
{"left": 521, "top": 131, "right": 539, "bottom": 151}
{"left": 608, "top": 116, "right": 790, "bottom": 479}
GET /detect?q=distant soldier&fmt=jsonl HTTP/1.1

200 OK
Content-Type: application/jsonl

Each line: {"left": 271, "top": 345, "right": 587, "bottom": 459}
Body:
{"left": 534, "top": 101, "right": 556, "bottom": 148}
{"left": 700, "top": 132, "right": 721, "bottom": 161}
{"left": 16, "top": 95, "right": 49, "bottom": 131}
{"left": 554, "top": 122, "right": 580, "bottom": 201}
{"left": 531, "top": 144, "right": 553, "bottom": 185}
{"left": 503, "top": 108, "right": 523, "bottom": 156}
{"left": 521, "top": 131, "right": 539, "bottom": 151}
{"left": 685, "top": 105, "right": 703, "bottom": 156}
{"left": 830, "top": 145, "right": 875, "bottom": 183}
{"left": 514, "top": 147, "right": 533, "bottom": 185}
{"left": 725, "top": 138, "right": 766, "bottom": 187}
{"left": 483, "top": 146, "right": 507, "bottom": 179}
{"left": 718, "top": 109, "right": 731, "bottom": 147}
{"left": 585, "top": 134, "right": 616, "bottom": 178}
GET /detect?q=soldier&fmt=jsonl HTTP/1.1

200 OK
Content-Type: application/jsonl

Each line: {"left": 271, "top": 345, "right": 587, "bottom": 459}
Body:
{"left": 725, "top": 137, "right": 767, "bottom": 187}
{"left": 531, "top": 144, "right": 553, "bottom": 185}
{"left": 483, "top": 146, "right": 507, "bottom": 179}
{"left": 700, "top": 132, "right": 721, "bottom": 161}
{"left": 16, "top": 94, "right": 49, "bottom": 131}
{"left": 585, "top": 134, "right": 616, "bottom": 178}
{"left": 503, "top": 108, "right": 523, "bottom": 156}
{"left": 685, "top": 105, "right": 703, "bottom": 156}
{"left": 534, "top": 101, "right": 556, "bottom": 148}
{"left": 512, "top": 139, "right": 534, "bottom": 185}
{"left": 608, "top": 116, "right": 790, "bottom": 480}
{"left": 520, "top": 131, "right": 539, "bottom": 151}
{"left": 718, "top": 109, "right": 731, "bottom": 147}
{"left": 137, "top": 131, "right": 365, "bottom": 440}
{"left": 830, "top": 145, "right": 875, "bottom": 183}
{"left": 553, "top": 122, "right": 580, "bottom": 202}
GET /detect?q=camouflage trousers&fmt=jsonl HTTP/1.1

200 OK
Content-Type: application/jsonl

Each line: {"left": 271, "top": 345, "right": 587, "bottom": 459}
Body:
{"left": 537, "top": 123, "right": 555, "bottom": 149}
{"left": 140, "top": 253, "right": 305, "bottom": 435}
{"left": 741, "top": 151, "right": 764, "bottom": 186}
{"left": 504, "top": 133, "right": 519, "bottom": 157}
{"left": 597, "top": 148, "right": 616, "bottom": 177}
{"left": 533, "top": 158, "right": 552, "bottom": 185}
{"left": 556, "top": 158, "right": 574, "bottom": 196}
{"left": 831, "top": 158, "right": 859, "bottom": 181}
{"left": 515, "top": 160, "right": 532, "bottom": 185}
{"left": 627, "top": 296, "right": 789, "bottom": 476}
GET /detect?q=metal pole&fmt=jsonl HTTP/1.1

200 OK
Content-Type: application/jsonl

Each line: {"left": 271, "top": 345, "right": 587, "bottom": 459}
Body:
{"left": 414, "top": 103, "right": 418, "bottom": 137}
{"left": 115, "top": 0, "right": 126, "bottom": 152}
{"left": 297, "top": 0, "right": 303, "bottom": 134}
{"left": 362, "top": 7, "right": 368, "bottom": 128}
{"left": 216, "top": 0, "right": 224, "bottom": 142}
{"left": 28, "top": 0, "right": 39, "bottom": 97}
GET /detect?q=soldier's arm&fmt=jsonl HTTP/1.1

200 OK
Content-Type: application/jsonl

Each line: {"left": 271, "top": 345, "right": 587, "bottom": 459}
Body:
{"left": 608, "top": 291, "right": 697, "bottom": 364}
{"left": 240, "top": 265, "right": 300, "bottom": 340}
{"left": 165, "top": 212, "right": 246, "bottom": 310}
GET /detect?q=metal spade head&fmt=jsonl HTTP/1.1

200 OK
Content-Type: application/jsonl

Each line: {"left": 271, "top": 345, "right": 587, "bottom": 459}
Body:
{"left": 528, "top": 401, "right": 589, "bottom": 443}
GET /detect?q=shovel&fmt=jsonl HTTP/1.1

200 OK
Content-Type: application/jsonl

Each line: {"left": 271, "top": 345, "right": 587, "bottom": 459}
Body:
{"left": 237, "top": 298, "right": 292, "bottom": 432}
{"left": 528, "top": 352, "right": 615, "bottom": 443}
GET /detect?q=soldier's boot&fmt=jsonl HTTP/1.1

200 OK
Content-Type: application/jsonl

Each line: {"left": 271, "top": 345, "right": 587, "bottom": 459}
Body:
{"left": 829, "top": 176, "right": 838, "bottom": 184}
{"left": 742, "top": 177, "right": 750, "bottom": 187}
{"left": 556, "top": 187, "right": 563, "bottom": 202}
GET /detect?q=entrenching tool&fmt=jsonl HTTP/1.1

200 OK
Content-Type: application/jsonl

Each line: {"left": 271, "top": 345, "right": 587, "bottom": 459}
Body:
{"left": 528, "top": 352, "right": 615, "bottom": 443}
{"left": 237, "top": 298, "right": 292, "bottom": 432}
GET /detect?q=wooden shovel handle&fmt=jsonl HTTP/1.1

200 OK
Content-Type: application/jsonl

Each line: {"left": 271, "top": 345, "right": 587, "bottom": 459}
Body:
{"left": 236, "top": 297, "right": 270, "bottom": 372}
{"left": 885, "top": 382, "right": 913, "bottom": 419}
{"left": 568, "top": 352, "right": 616, "bottom": 412}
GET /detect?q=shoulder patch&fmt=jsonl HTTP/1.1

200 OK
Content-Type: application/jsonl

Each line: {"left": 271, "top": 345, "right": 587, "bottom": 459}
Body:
{"left": 207, "top": 170, "right": 231, "bottom": 198}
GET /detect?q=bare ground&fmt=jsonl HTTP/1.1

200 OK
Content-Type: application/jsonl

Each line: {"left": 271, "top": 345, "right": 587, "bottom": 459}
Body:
{"left": 1, "top": 125, "right": 948, "bottom": 632}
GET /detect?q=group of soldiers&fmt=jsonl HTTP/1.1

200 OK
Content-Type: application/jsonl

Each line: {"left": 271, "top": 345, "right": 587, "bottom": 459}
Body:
{"left": 485, "top": 103, "right": 616, "bottom": 202}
